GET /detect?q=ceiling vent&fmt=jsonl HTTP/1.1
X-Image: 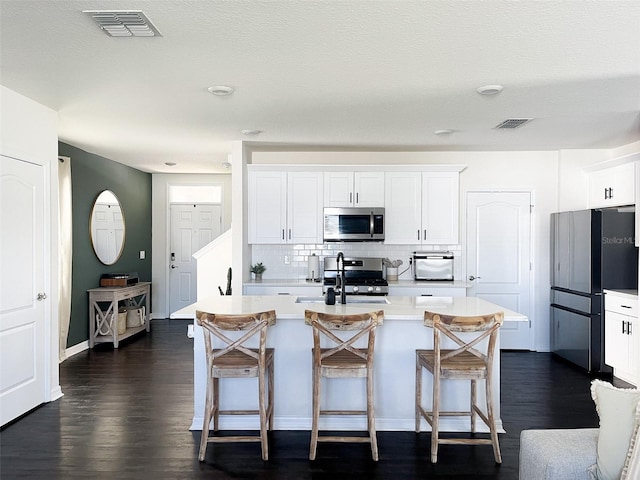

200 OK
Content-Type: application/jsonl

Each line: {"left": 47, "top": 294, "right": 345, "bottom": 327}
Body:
{"left": 494, "top": 118, "right": 532, "bottom": 129}
{"left": 83, "top": 10, "right": 162, "bottom": 37}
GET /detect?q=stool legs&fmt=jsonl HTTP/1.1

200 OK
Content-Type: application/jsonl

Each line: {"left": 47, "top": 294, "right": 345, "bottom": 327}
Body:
{"left": 258, "top": 366, "right": 268, "bottom": 461}
{"left": 486, "top": 376, "right": 502, "bottom": 463}
{"left": 199, "top": 373, "right": 214, "bottom": 461}
{"left": 431, "top": 369, "right": 440, "bottom": 463}
{"left": 213, "top": 377, "right": 220, "bottom": 431}
{"left": 367, "top": 366, "right": 379, "bottom": 461}
{"left": 309, "top": 362, "right": 320, "bottom": 460}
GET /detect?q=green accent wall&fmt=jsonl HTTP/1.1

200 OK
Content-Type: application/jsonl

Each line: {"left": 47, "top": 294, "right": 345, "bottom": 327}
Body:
{"left": 58, "top": 142, "right": 152, "bottom": 347}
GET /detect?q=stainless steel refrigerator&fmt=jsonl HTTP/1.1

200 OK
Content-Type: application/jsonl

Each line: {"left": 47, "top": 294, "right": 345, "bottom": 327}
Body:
{"left": 550, "top": 208, "right": 638, "bottom": 373}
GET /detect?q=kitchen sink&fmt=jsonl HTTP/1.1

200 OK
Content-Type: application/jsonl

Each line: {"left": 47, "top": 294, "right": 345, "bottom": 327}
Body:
{"left": 295, "top": 296, "right": 390, "bottom": 305}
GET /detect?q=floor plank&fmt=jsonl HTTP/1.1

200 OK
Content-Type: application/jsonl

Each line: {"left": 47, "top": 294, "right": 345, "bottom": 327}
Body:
{"left": 1, "top": 319, "right": 605, "bottom": 479}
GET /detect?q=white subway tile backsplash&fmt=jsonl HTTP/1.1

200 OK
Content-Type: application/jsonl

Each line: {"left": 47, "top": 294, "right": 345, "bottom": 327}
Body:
{"left": 252, "top": 243, "right": 463, "bottom": 281}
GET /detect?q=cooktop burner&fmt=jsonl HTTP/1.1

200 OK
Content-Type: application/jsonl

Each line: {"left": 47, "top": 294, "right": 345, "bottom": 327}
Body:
{"left": 323, "top": 256, "right": 389, "bottom": 295}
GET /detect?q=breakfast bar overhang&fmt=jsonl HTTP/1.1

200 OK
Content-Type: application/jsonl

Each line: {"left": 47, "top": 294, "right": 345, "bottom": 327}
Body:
{"left": 175, "top": 295, "right": 527, "bottom": 433}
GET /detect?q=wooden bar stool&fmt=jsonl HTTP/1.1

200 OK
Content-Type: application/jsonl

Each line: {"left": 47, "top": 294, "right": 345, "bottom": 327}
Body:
{"left": 304, "top": 309, "right": 384, "bottom": 461}
{"left": 196, "top": 310, "right": 276, "bottom": 461}
{"left": 415, "top": 310, "right": 504, "bottom": 463}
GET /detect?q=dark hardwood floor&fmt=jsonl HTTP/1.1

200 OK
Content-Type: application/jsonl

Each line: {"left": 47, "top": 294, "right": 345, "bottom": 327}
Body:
{"left": 1, "top": 319, "right": 605, "bottom": 479}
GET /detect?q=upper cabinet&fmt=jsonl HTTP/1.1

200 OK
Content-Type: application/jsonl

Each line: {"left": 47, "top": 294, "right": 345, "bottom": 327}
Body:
{"left": 384, "top": 171, "right": 459, "bottom": 245}
{"left": 248, "top": 170, "right": 323, "bottom": 244}
{"left": 588, "top": 162, "right": 636, "bottom": 209}
{"left": 324, "top": 171, "right": 384, "bottom": 207}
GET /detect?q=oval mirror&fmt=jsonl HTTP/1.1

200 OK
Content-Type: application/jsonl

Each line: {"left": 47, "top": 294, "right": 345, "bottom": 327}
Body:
{"left": 90, "top": 190, "right": 125, "bottom": 265}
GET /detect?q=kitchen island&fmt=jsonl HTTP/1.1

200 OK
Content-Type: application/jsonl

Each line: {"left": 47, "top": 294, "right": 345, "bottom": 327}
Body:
{"left": 174, "top": 295, "right": 526, "bottom": 433}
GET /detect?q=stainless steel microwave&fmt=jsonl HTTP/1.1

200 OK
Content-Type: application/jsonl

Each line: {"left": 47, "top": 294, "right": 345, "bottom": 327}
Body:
{"left": 323, "top": 207, "right": 385, "bottom": 242}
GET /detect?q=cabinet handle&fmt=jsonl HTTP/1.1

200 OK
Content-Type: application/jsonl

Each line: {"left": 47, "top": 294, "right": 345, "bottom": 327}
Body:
{"left": 288, "top": 228, "right": 291, "bottom": 240}
{"left": 604, "top": 187, "right": 608, "bottom": 199}
{"left": 282, "top": 229, "right": 285, "bottom": 240}
{"left": 623, "top": 321, "right": 628, "bottom": 334}
{"left": 424, "top": 229, "right": 427, "bottom": 240}
{"left": 629, "top": 321, "right": 632, "bottom": 335}
{"left": 356, "top": 192, "right": 359, "bottom": 204}
{"left": 417, "top": 229, "right": 420, "bottom": 240}
{"left": 350, "top": 192, "right": 353, "bottom": 204}
{"left": 621, "top": 305, "right": 632, "bottom": 309}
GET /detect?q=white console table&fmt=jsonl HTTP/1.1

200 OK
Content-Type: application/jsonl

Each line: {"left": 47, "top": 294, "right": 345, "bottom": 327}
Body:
{"left": 88, "top": 282, "right": 151, "bottom": 348}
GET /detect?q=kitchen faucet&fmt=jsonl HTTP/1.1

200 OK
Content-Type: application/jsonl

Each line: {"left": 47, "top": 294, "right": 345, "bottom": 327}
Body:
{"left": 336, "top": 251, "right": 346, "bottom": 304}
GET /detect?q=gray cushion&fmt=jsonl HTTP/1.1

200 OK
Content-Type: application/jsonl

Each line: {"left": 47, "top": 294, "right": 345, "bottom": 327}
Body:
{"left": 519, "top": 428, "right": 599, "bottom": 480}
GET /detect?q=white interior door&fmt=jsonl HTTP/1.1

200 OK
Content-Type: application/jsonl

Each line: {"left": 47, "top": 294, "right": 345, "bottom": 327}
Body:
{"left": 0, "top": 155, "right": 46, "bottom": 425}
{"left": 169, "top": 204, "right": 221, "bottom": 315}
{"left": 466, "top": 191, "right": 532, "bottom": 350}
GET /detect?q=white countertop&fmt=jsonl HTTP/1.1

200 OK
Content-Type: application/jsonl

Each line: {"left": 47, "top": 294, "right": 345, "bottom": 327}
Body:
{"left": 174, "top": 294, "right": 526, "bottom": 322}
{"left": 603, "top": 289, "right": 638, "bottom": 300}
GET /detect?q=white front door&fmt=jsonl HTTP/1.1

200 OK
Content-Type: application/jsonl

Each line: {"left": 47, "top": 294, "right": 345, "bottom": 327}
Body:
{"left": 169, "top": 204, "right": 222, "bottom": 315}
{"left": 0, "top": 155, "right": 46, "bottom": 425}
{"left": 466, "top": 191, "right": 532, "bottom": 350}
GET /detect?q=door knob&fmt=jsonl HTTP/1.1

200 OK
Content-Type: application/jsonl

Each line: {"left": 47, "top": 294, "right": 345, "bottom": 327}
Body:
{"left": 170, "top": 264, "right": 178, "bottom": 269}
{"left": 468, "top": 275, "right": 482, "bottom": 281}
{"left": 36, "top": 292, "right": 47, "bottom": 301}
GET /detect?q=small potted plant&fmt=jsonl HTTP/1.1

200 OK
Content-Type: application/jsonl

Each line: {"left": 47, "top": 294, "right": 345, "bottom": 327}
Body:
{"left": 250, "top": 262, "right": 266, "bottom": 282}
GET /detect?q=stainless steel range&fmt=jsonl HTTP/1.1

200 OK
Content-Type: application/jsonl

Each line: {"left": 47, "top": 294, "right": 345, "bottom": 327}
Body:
{"left": 323, "top": 256, "right": 389, "bottom": 296}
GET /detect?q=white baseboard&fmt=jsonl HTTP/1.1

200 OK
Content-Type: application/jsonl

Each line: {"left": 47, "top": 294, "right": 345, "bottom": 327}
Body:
{"left": 63, "top": 341, "right": 89, "bottom": 361}
{"left": 49, "top": 385, "right": 64, "bottom": 401}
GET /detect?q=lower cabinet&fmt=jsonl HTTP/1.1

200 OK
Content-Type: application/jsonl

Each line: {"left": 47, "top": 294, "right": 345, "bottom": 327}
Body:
{"left": 243, "top": 284, "right": 323, "bottom": 296}
{"left": 604, "top": 291, "right": 638, "bottom": 386}
{"left": 387, "top": 285, "right": 467, "bottom": 297}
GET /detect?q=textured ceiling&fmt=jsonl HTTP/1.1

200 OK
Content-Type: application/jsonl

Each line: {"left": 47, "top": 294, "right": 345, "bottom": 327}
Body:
{"left": 1, "top": 0, "right": 639, "bottom": 173}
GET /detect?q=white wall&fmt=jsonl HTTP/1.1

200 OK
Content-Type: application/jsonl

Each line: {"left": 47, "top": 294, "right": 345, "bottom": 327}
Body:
{"left": 151, "top": 173, "right": 232, "bottom": 318}
{"left": 0, "top": 85, "right": 61, "bottom": 401}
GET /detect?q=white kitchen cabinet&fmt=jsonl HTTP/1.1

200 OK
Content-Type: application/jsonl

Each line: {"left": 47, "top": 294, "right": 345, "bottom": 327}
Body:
{"left": 604, "top": 291, "right": 638, "bottom": 386}
{"left": 323, "top": 171, "right": 384, "bottom": 207}
{"left": 248, "top": 170, "right": 323, "bottom": 244}
{"left": 387, "top": 285, "right": 466, "bottom": 297}
{"left": 588, "top": 162, "right": 636, "bottom": 209}
{"left": 243, "top": 284, "right": 323, "bottom": 296}
{"left": 384, "top": 171, "right": 459, "bottom": 245}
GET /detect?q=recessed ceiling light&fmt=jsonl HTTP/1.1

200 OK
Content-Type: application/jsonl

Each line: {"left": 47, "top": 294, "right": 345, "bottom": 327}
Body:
{"left": 207, "top": 85, "right": 234, "bottom": 96}
{"left": 165, "top": 162, "right": 176, "bottom": 166}
{"left": 241, "top": 129, "right": 262, "bottom": 136}
{"left": 434, "top": 129, "right": 454, "bottom": 136}
{"left": 476, "top": 85, "right": 504, "bottom": 95}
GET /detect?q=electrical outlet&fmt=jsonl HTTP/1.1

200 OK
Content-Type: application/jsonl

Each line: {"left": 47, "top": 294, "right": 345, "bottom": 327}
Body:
{"left": 139, "top": 250, "right": 145, "bottom": 260}
{"left": 284, "top": 255, "right": 291, "bottom": 265}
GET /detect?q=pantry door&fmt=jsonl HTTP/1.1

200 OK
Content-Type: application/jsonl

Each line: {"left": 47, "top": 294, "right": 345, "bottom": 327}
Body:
{"left": 466, "top": 191, "right": 533, "bottom": 350}
{"left": 0, "top": 155, "right": 46, "bottom": 425}
{"left": 169, "top": 204, "right": 222, "bottom": 315}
